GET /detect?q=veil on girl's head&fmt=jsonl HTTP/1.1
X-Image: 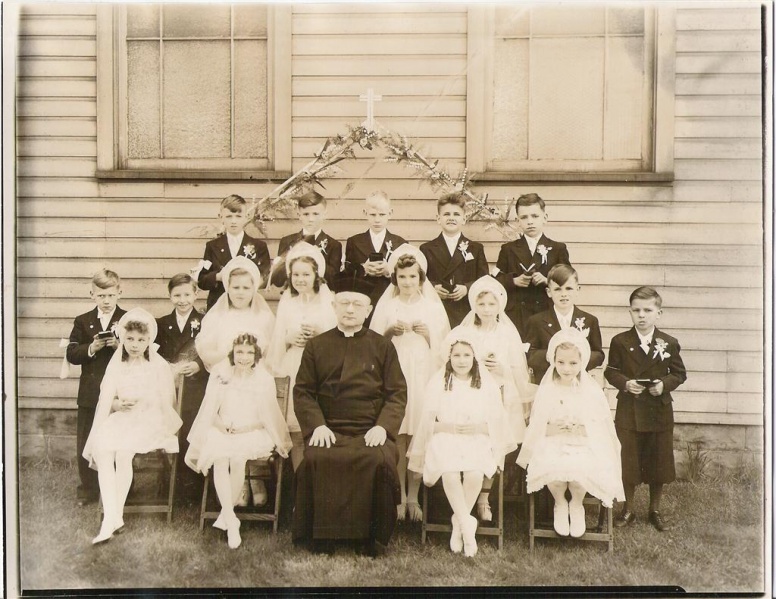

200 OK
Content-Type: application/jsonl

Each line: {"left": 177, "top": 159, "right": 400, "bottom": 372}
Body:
{"left": 106, "top": 307, "right": 160, "bottom": 373}
{"left": 376, "top": 243, "right": 441, "bottom": 306}
{"left": 542, "top": 328, "right": 593, "bottom": 386}
{"left": 206, "top": 256, "right": 271, "bottom": 317}
{"left": 279, "top": 241, "right": 333, "bottom": 302}
{"left": 459, "top": 275, "right": 521, "bottom": 339}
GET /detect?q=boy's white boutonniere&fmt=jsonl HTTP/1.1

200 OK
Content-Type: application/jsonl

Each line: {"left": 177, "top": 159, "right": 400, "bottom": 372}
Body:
{"left": 458, "top": 240, "right": 474, "bottom": 262}
{"left": 190, "top": 319, "right": 200, "bottom": 338}
{"left": 536, "top": 244, "right": 552, "bottom": 265}
{"left": 319, "top": 239, "right": 328, "bottom": 255}
{"left": 243, "top": 244, "right": 256, "bottom": 260}
{"left": 574, "top": 317, "right": 590, "bottom": 338}
{"left": 109, "top": 322, "right": 118, "bottom": 336}
{"left": 653, "top": 338, "right": 671, "bottom": 361}
{"left": 384, "top": 240, "right": 393, "bottom": 261}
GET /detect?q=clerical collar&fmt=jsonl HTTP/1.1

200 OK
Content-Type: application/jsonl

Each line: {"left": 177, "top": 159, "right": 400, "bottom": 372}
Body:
{"left": 369, "top": 229, "right": 387, "bottom": 253}
{"left": 336, "top": 325, "right": 366, "bottom": 338}
{"left": 442, "top": 232, "right": 461, "bottom": 256}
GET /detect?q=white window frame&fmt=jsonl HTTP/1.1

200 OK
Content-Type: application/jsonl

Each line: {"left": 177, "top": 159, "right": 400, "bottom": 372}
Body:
{"left": 466, "top": 5, "right": 675, "bottom": 183}
{"left": 95, "top": 4, "right": 292, "bottom": 179}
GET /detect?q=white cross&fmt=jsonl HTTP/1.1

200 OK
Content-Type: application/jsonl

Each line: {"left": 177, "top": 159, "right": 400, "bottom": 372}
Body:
{"left": 358, "top": 88, "right": 382, "bottom": 132}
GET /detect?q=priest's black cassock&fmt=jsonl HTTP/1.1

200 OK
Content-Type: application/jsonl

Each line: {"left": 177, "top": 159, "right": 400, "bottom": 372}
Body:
{"left": 292, "top": 326, "right": 407, "bottom": 551}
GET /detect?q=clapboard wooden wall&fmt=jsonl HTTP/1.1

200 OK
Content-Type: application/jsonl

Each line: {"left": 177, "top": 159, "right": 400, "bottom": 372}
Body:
{"left": 15, "top": 3, "right": 763, "bottom": 468}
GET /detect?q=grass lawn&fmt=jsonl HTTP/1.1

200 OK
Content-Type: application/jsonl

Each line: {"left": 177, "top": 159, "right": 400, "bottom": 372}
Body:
{"left": 16, "top": 459, "right": 763, "bottom": 592}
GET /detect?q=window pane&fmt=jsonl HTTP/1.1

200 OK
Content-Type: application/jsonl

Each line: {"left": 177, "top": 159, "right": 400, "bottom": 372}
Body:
{"left": 495, "top": 6, "right": 529, "bottom": 37}
{"left": 532, "top": 6, "right": 605, "bottom": 36}
{"left": 234, "top": 40, "right": 268, "bottom": 159}
{"left": 492, "top": 39, "right": 528, "bottom": 161}
{"left": 605, "top": 37, "right": 645, "bottom": 160}
{"left": 608, "top": 7, "right": 644, "bottom": 35}
{"left": 234, "top": 4, "right": 268, "bottom": 37}
{"left": 163, "top": 4, "right": 231, "bottom": 38}
{"left": 127, "top": 41, "right": 160, "bottom": 159}
{"left": 127, "top": 4, "right": 159, "bottom": 38}
{"left": 163, "top": 41, "right": 231, "bottom": 158}
{"left": 529, "top": 38, "right": 604, "bottom": 160}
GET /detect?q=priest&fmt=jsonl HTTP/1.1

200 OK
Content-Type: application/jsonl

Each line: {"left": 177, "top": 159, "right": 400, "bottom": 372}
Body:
{"left": 292, "top": 272, "right": 407, "bottom": 557}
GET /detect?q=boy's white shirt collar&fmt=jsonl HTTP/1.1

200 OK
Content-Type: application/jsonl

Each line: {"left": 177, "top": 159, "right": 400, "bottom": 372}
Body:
{"left": 442, "top": 232, "right": 462, "bottom": 256}
{"left": 553, "top": 306, "right": 574, "bottom": 330}
{"left": 524, "top": 234, "right": 541, "bottom": 254}
{"left": 369, "top": 229, "right": 387, "bottom": 252}
{"left": 637, "top": 327, "right": 656, "bottom": 346}
{"left": 98, "top": 308, "right": 116, "bottom": 329}
{"left": 303, "top": 228, "right": 322, "bottom": 239}
{"left": 175, "top": 309, "right": 193, "bottom": 332}
{"left": 226, "top": 231, "right": 245, "bottom": 257}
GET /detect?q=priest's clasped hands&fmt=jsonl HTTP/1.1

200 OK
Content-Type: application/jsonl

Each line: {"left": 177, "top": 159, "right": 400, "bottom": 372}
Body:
{"left": 309, "top": 424, "right": 388, "bottom": 447}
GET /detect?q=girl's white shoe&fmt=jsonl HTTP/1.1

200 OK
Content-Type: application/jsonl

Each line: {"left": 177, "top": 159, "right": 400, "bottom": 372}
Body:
{"left": 406, "top": 501, "right": 423, "bottom": 522}
{"left": 476, "top": 498, "right": 492, "bottom": 522}
{"left": 461, "top": 514, "right": 478, "bottom": 557}
{"left": 553, "top": 499, "right": 570, "bottom": 536}
{"left": 450, "top": 515, "right": 463, "bottom": 553}
{"left": 92, "top": 523, "right": 115, "bottom": 545}
{"left": 213, "top": 513, "right": 228, "bottom": 531}
{"left": 250, "top": 479, "right": 268, "bottom": 507}
{"left": 569, "top": 503, "right": 586, "bottom": 538}
{"left": 226, "top": 517, "right": 242, "bottom": 549}
{"left": 396, "top": 503, "right": 407, "bottom": 521}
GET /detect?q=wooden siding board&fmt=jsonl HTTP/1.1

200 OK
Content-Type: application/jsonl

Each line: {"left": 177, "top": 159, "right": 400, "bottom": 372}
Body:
{"left": 293, "top": 34, "right": 467, "bottom": 56}
{"left": 292, "top": 12, "right": 467, "bottom": 35}
{"left": 675, "top": 73, "right": 762, "bottom": 95}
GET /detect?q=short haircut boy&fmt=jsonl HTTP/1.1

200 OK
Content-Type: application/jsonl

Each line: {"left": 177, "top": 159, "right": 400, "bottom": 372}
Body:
{"left": 221, "top": 194, "right": 247, "bottom": 212}
{"left": 366, "top": 190, "right": 390, "bottom": 204}
{"left": 630, "top": 286, "right": 663, "bottom": 308}
{"left": 437, "top": 192, "right": 466, "bottom": 211}
{"left": 297, "top": 189, "right": 326, "bottom": 209}
{"left": 547, "top": 264, "right": 577, "bottom": 287}
{"left": 168, "top": 273, "right": 198, "bottom": 294}
{"left": 92, "top": 269, "right": 120, "bottom": 289}
{"left": 516, "top": 192, "right": 546, "bottom": 212}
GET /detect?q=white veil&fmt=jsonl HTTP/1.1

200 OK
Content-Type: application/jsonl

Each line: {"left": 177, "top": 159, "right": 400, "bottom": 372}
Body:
{"left": 195, "top": 256, "right": 275, "bottom": 371}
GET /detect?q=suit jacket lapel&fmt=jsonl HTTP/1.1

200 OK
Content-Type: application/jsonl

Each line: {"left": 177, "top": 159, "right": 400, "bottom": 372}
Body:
{"left": 629, "top": 328, "right": 654, "bottom": 375}
{"left": 427, "top": 235, "right": 452, "bottom": 273}
{"left": 513, "top": 237, "right": 536, "bottom": 274}
{"left": 543, "top": 309, "right": 560, "bottom": 337}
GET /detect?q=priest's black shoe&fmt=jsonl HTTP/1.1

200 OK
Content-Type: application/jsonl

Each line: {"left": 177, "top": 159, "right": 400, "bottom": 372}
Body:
{"left": 648, "top": 511, "right": 670, "bottom": 532}
{"left": 614, "top": 510, "right": 636, "bottom": 528}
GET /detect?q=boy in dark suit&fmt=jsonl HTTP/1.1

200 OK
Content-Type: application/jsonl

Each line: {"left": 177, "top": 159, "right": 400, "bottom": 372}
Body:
{"left": 156, "top": 273, "right": 208, "bottom": 503}
{"left": 274, "top": 190, "right": 342, "bottom": 287}
{"left": 525, "top": 264, "right": 605, "bottom": 383}
{"left": 66, "top": 269, "right": 126, "bottom": 506}
{"left": 420, "top": 192, "right": 488, "bottom": 328}
{"left": 198, "top": 194, "right": 271, "bottom": 310}
{"left": 343, "top": 190, "right": 406, "bottom": 315}
{"left": 494, "top": 193, "right": 570, "bottom": 337}
{"left": 605, "top": 287, "right": 687, "bottom": 532}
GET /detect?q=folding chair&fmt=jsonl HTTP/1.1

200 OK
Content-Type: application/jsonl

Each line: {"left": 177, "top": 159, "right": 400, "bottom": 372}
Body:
{"left": 107, "top": 373, "right": 184, "bottom": 523}
{"left": 421, "top": 471, "right": 504, "bottom": 551}
{"left": 199, "top": 376, "right": 289, "bottom": 533}
{"left": 528, "top": 491, "right": 613, "bottom": 552}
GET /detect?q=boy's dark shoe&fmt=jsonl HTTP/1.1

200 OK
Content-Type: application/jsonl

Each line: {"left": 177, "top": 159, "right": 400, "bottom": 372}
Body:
{"left": 648, "top": 511, "right": 670, "bottom": 532}
{"left": 614, "top": 509, "right": 636, "bottom": 527}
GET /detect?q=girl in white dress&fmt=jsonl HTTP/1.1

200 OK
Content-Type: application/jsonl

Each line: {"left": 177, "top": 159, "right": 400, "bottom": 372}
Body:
{"left": 266, "top": 242, "right": 336, "bottom": 470}
{"left": 517, "top": 329, "right": 624, "bottom": 537}
{"left": 408, "top": 334, "right": 513, "bottom": 557}
{"left": 441, "top": 275, "right": 535, "bottom": 521}
{"left": 369, "top": 244, "right": 450, "bottom": 521}
{"left": 186, "top": 332, "right": 291, "bottom": 549}
{"left": 83, "top": 308, "right": 182, "bottom": 545}
{"left": 196, "top": 256, "right": 275, "bottom": 506}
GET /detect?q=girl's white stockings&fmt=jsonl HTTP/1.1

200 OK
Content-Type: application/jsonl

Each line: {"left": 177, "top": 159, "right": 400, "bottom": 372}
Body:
{"left": 442, "top": 471, "right": 483, "bottom": 557}
{"left": 93, "top": 451, "right": 134, "bottom": 544}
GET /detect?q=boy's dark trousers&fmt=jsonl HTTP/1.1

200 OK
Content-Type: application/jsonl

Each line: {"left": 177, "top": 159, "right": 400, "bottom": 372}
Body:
{"left": 77, "top": 407, "right": 99, "bottom": 500}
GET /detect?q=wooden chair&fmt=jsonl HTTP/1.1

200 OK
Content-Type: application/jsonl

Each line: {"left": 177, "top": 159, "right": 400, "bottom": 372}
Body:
{"left": 421, "top": 471, "right": 504, "bottom": 551}
{"left": 528, "top": 491, "right": 613, "bottom": 552}
{"left": 109, "top": 374, "right": 185, "bottom": 524}
{"left": 199, "top": 376, "right": 289, "bottom": 533}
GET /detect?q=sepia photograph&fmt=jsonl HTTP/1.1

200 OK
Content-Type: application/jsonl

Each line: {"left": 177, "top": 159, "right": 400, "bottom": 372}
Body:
{"left": 3, "top": 0, "right": 770, "bottom": 595}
